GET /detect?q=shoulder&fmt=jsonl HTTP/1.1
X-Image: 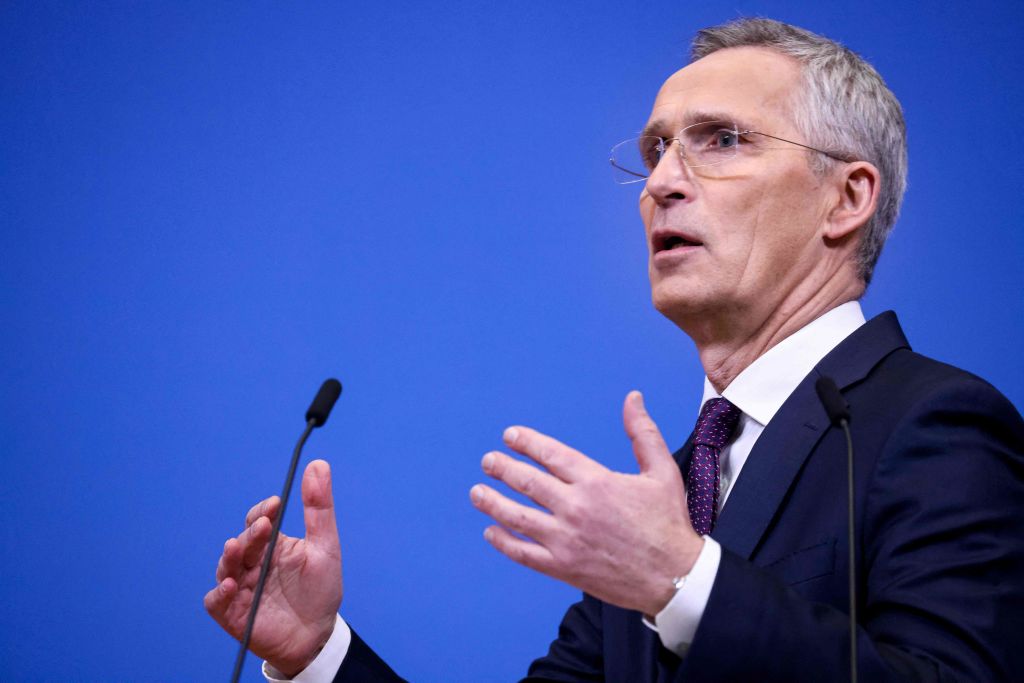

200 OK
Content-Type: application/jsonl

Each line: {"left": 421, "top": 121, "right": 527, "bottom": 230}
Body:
{"left": 854, "top": 346, "right": 1022, "bottom": 432}
{"left": 851, "top": 348, "right": 1024, "bottom": 519}
{"left": 835, "top": 341, "right": 1024, "bottom": 505}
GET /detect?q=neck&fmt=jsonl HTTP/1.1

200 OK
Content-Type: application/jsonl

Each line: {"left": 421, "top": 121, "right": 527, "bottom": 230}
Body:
{"left": 682, "top": 276, "right": 864, "bottom": 393}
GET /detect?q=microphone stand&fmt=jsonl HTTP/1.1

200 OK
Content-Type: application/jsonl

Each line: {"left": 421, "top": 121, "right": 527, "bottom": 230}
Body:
{"left": 230, "top": 418, "right": 316, "bottom": 683}
{"left": 229, "top": 378, "right": 341, "bottom": 683}
{"left": 815, "top": 376, "right": 857, "bottom": 683}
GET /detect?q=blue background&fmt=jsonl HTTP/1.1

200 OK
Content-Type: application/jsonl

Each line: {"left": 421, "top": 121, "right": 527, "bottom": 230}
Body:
{"left": 2, "top": 2, "right": 1022, "bottom": 681}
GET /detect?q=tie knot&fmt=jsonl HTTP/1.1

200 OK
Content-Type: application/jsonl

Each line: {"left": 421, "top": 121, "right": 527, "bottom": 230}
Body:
{"left": 693, "top": 397, "right": 742, "bottom": 448}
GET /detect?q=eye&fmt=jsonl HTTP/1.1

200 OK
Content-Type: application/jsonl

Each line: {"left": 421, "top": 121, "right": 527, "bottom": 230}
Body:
{"left": 638, "top": 136, "right": 665, "bottom": 171}
{"left": 713, "top": 129, "right": 738, "bottom": 149}
{"left": 685, "top": 121, "right": 740, "bottom": 152}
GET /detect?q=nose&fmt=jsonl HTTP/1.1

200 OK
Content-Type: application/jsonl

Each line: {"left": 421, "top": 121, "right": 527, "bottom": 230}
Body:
{"left": 644, "top": 139, "right": 691, "bottom": 205}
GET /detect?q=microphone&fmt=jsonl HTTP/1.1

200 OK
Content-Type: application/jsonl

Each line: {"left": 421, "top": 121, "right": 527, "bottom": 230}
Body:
{"left": 814, "top": 375, "right": 857, "bottom": 683}
{"left": 306, "top": 378, "right": 342, "bottom": 427}
{"left": 230, "top": 379, "right": 343, "bottom": 683}
{"left": 815, "top": 376, "right": 849, "bottom": 426}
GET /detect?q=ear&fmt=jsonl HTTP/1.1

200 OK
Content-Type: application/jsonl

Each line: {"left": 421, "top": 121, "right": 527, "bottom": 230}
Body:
{"left": 824, "top": 161, "right": 880, "bottom": 241}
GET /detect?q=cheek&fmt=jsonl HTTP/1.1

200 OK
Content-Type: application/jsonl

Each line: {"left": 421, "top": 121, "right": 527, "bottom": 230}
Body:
{"left": 639, "top": 191, "right": 656, "bottom": 241}
{"left": 711, "top": 183, "right": 793, "bottom": 288}
{"left": 710, "top": 192, "right": 761, "bottom": 264}
{"left": 747, "top": 184, "right": 823, "bottom": 275}
{"left": 638, "top": 190, "right": 653, "bottom": 222}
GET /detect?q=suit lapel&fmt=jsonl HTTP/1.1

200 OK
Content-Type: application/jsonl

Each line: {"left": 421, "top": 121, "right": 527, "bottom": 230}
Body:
{"left": 709, "top": 311, "right": 910, "bottom": 559}
{"left": 672, "top": 433, "right": 696, "bottom": 473}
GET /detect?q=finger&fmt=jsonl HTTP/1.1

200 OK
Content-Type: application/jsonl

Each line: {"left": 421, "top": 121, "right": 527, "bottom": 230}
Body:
{"left": 245, "top": 496, "right": 281, "bottom": 528}
{"left": 215, "top": 537, "right": 243, "bottom": 582}
{"left": 470, "top": 484, "right": 557, "bottom": 543}
{"left": 302, "top": 459, "right": 340, "bottom": 556}
{"left": 622, "top": 391, "right": 675, "bottom": 478}
{"left": 203, "top": 577, "right": 238, "bottom": 624}
{"left": 481, "top": 451, "right": 568, "bottom": 511}
{"left": 483, "top": 525, "right": 555, "bottom": 574}
{"left": 502, "top": 426, "right": 605, "bottom": 483}
{"left": 238, "top": 515, "right": 273, "bottom": 569}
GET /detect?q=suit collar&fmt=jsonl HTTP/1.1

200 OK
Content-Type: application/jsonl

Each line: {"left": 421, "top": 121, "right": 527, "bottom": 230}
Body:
{"left": 705, "top": 301, "right": 867, "bottom": 427}
{"left": 816, "top": 310, "right": 909, "bottom": 390}
{"left": 705, "top": 310, "right": 910, "bottom": 559}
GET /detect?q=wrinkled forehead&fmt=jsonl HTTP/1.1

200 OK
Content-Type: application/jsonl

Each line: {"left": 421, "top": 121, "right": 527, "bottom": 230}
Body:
{"left": 644, "top": 47, "right": 804, "bottom": 136}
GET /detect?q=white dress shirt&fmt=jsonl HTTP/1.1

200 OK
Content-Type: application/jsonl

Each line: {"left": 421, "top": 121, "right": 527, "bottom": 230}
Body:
{"left": 645, "top": 301, "right": 865, "bottom": 654}
{"left": 264, "top": 615, "right": 352, "bottom": 682}
{"left": 266, "top": 302, "right": 867, "bottom": 680}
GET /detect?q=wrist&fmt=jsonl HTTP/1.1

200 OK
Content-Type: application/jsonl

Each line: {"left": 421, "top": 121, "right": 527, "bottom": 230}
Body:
{"left": 645, "top": 535, "right": 705, "bottom": 618}
{"left": 269, "top": 620, "right": 336, "bottom": 678}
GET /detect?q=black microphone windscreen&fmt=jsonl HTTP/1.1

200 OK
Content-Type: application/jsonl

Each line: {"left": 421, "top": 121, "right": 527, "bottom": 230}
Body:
{"left": 305, "top": 378, "right": 342, "bottom": 427}
{"left": 815, "top": 376, "right": 850, "bottom": 426}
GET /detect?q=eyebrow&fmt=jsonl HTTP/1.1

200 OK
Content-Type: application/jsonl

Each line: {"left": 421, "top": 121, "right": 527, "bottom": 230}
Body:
{"left": 641, "top": 109, "right": 756, "bottom": 137}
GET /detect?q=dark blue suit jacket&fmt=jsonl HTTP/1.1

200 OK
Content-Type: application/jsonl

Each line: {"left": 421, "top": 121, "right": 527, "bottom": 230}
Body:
{"left": 335, "top": 312, "right": 1024, "bottom": 682}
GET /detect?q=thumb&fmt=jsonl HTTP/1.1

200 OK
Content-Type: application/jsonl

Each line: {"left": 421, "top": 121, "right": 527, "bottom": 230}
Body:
{"left": 623, "top": 391, "right": 674, "bottom": 478}
{"left": 302, "top": 459, "right": 340, "bottom": 554}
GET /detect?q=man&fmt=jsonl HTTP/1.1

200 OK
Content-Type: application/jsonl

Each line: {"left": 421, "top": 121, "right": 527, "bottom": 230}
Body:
{"left": 205, "top": 18, "right": 1024, "bottom": 681}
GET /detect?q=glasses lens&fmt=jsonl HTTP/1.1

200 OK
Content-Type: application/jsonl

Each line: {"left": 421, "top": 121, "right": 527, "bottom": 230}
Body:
{"left": 610, "top": 136, "right": 663, "bottom": 184}
{"left": 679, "top": 121, "right": 740, "bottom": 168}
{"left": 610, "top": 123, "right": 742, "bottom": 184}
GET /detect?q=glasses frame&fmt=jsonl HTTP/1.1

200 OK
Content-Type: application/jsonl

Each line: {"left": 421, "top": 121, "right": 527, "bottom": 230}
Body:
{"left": 609, "top": 120, "right": 854, "bottom": 184}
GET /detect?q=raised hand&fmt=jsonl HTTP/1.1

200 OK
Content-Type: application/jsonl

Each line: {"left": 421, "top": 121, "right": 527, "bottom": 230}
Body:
{"left": 204, "top": 459, "right": 343, "bottom": 676}
{"left": 470, "top": 391, "right": 703, "bottom": 617}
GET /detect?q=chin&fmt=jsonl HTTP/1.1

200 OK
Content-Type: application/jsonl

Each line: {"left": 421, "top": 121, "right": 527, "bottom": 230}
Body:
{"left": 652, "top": 282, "right": 699, "bottom": 318}
{"left": 650, "top": 275, "right": 724, "bottom": 324}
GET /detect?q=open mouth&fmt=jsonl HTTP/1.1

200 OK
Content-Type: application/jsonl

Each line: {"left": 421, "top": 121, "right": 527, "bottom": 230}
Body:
{"left": 653, "top": 231, "right": 703, "bottom": 253}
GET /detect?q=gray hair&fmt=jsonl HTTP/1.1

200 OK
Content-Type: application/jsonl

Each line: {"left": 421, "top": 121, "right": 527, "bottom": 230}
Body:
{"left": 691, "top": 18, "right": 907, "bottom": 284}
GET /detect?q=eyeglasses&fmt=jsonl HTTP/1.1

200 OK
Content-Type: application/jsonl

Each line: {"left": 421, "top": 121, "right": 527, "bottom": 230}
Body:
{"left": 609, "top": 120, "right": 852, "bottom": 185}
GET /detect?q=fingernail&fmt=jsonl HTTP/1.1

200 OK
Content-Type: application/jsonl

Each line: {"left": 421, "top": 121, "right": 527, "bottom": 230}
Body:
{"left": 503, "top": 427, "right": 519, "bottom": 444}
{"left": 484, "top": 527, "right": 494, "bottom": 542}
{"left": 481, "top": 452, "right": 495, "bottom": 471}
{"left": 470, "top": 485, "right": 484, "bottom": 504}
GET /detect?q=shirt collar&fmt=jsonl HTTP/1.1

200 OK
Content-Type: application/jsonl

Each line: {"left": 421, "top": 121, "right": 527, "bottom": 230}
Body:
{"left": 700, "top": 301, "right": 866, "bottom": 426}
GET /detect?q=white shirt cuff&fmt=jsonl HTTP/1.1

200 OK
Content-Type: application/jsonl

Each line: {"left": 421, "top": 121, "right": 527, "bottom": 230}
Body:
{"left": 642, "top": 536, "right": 722, "bottom": 656}
{"left": 262, "top": 613, "right": 351, "bottom": 682}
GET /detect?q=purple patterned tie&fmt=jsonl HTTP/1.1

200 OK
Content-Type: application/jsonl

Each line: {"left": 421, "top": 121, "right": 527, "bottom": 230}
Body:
{"left": 686, "top": 398, "right": 742, "bottom": 536}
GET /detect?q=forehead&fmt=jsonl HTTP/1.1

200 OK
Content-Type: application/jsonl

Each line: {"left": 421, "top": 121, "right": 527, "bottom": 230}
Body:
{"left": 645, "top": 46, "right": 803, "bottom": 133}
